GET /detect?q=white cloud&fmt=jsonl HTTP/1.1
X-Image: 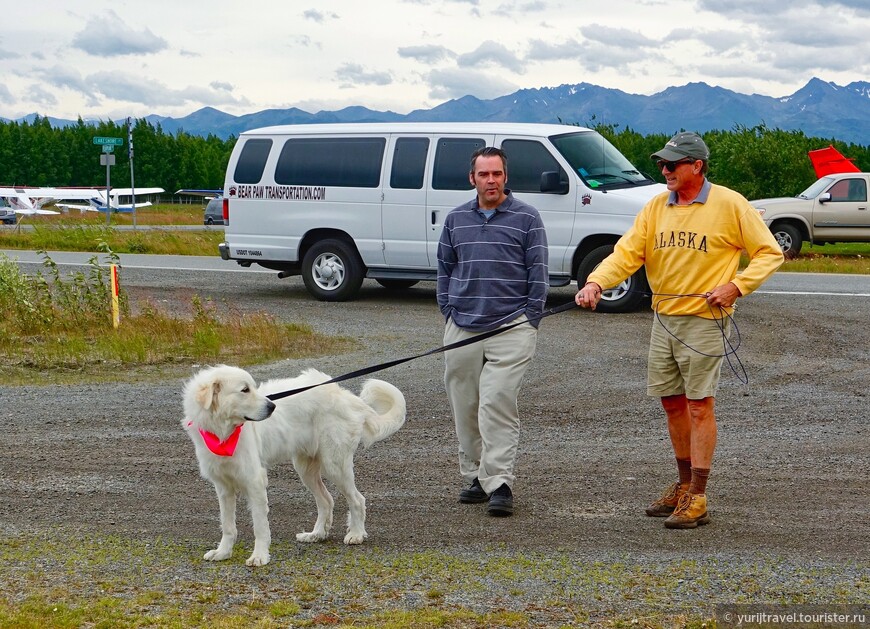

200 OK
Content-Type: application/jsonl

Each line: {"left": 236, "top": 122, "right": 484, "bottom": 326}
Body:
{"left": 0, "top": 0, "right": 865, "bottom": 121}
{"left": 457, "top": 42, "right": 526, "bottom": 74}
{"left": 303, "top": 9, "right": 339, "bottom": 22}
{"left": 71, "top": 10, "right": 167, "bottom": 57}
{"left": 0, "top": 84, "right": 14, "bottom": 105}
{"left": 335, "top": 64, "right": 393, "bottom": 87}
{"left": 426, "top": 68, "right": 519, "bottom": 101}
{"left": 398, "top": 45, "right": 456, "bottom": 65}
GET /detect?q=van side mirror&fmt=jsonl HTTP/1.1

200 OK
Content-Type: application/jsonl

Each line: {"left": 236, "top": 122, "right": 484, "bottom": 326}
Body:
{"left": 540, "top": 171, "right": 569, "bottom": 194}
{"left": 818, "top": 192, "right": 831, "bottom": 204}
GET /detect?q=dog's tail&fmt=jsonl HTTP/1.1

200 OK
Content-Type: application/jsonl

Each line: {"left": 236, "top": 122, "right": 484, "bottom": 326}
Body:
{"left": 359, "top": 379, "right": 406, "bottom": 448}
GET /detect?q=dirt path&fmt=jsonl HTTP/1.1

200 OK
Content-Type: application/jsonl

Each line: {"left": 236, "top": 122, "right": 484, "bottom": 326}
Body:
{"left": 1, "top": 271, "right": 867, "bottom": 625}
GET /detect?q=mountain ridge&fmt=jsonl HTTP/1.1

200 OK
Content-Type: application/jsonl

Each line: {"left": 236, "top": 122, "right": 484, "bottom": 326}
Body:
{"left": 5, "top": 77, "right": 868, "bottom": 144}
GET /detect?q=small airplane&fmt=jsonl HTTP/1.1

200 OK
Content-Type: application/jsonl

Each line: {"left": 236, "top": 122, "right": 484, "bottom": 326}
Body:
{"left": 55, "top": 187, "right": 165, "bottom": 213}
{"left": 0, "top": 186, "right": 165, "bottom": 216}
{"left": 0, "top": 187, "right": 65, "bottom": 216}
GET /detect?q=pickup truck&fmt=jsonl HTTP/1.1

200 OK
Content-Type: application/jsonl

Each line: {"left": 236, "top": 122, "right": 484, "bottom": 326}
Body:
{"left": 751, "top": 172, "right": 870, "bottom": 258}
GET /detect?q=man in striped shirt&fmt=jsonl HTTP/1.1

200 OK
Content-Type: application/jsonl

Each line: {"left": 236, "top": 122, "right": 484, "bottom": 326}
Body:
{"left": 437, "top": 146, "right": 549, "bottom": 517}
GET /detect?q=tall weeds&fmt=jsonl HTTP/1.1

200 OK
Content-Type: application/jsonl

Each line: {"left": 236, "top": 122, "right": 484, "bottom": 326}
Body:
{"left": 0, "top": 250, "right": 354, "bottom": 383}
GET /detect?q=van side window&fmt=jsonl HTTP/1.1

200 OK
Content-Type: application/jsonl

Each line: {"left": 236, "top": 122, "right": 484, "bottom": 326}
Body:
{"left": 433, "top": 138, "right": 485, "bottom": 190}
{"left": 390, "top": 138, "right": 429, "bottom": 189}
{"left": 275, "top": 138, "right": 386, "bottom": 188}
{"left": 234, "top": 139, "right": 273, "bottom": 184}
{"left": 501, "top": 139, "right": 567, "bottom": 193}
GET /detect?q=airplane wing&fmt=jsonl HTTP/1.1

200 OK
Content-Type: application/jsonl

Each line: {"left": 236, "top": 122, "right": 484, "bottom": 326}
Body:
{"left": 110, "top": 187, "right": 165, "bottom": 196}
{"left": 14, "top": 208, "right": 61, "bottom": 216}
{"left": 175, "top": 188, "right": 223, "bottom": 198}
{"left": 808, "top": 146, "right": 860, "bottom": 178}
{"left": 0, "top": 187, "right": 38, "bottom": 213}
{"left": 55, "top": 202, "right": 99, "bottom": 212}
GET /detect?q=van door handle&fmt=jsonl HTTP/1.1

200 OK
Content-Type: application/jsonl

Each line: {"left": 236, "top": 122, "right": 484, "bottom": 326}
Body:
{"left": 431, "top": 211, "right": 437, "bottom": 224}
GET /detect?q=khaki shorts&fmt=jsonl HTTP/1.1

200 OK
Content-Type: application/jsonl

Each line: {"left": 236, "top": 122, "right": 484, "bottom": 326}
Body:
{"left": 647, "top": 314, "right": 732, "bottom": 400}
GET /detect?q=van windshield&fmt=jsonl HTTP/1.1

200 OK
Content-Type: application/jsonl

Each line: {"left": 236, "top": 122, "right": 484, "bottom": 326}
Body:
{"left": 550, "top": 131, "right": 655, "bottom": 190}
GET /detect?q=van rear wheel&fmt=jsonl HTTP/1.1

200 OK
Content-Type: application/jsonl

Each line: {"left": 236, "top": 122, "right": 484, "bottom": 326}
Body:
{"left": 302, "top": 239, "right": 365, "bottom": 301}
{"left": 576, "top": 244, "right": 649, "bottom": 313}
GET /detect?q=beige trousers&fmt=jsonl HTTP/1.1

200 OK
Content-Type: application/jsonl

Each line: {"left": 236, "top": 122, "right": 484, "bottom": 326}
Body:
{"left": 443, "top": 316, "right": 538, "bottom": 494}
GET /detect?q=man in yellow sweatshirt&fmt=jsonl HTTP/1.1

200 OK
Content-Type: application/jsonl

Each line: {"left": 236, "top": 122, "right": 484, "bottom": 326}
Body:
{"left": 575, "top": 131, "right": 784, "bottom": 529}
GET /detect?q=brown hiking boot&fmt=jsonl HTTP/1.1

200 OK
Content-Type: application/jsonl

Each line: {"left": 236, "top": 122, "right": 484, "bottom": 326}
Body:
{"left": 645, "top": 482, "right": 688, "bottom": 517}
{"left": 664, "top": 493, "right": 711, "bottom": 529}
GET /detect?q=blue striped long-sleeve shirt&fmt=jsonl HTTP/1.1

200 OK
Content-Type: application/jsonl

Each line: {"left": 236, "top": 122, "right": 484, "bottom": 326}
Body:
{"left": 437, "top": 190, "right": 549, "bottom": 331}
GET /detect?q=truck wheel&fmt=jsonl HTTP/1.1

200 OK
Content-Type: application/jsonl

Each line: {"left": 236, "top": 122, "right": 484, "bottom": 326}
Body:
{"left": 301, "top": 239, "right": 365, "bottom": 301}
{"left": 770, "top": 222, "right": 802, "bottom": 259}
{"left": 576, "top": 244, "right": 649, "bottom": 313}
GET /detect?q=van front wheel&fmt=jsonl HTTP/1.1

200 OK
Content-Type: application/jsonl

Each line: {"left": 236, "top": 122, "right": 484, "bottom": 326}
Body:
{"left": 576, "top": 245, "right": 649, "bottom": 313}
{"left": 302, "top": 239, "right": 365, "bottom": 301}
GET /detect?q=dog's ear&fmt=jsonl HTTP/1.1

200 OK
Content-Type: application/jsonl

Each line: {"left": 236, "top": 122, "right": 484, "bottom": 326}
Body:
{"left": 195, "top": 379, "right": 222, "bottom": 411}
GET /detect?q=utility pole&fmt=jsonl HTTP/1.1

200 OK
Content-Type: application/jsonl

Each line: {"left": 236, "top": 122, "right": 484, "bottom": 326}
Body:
{"left": 128, "top": 117, "right": 137, "bottom": 229}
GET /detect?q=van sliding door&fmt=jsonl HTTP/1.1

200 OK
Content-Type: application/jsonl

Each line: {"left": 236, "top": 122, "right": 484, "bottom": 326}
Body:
{"left": 427, "top": 136, "right": 492, "bottom": 266}
{"left": 382, "top": 136, "right": 432, "bottom": 267}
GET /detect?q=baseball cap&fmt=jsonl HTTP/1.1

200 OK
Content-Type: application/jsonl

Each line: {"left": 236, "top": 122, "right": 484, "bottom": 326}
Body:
{"left": 651, "top": 132, "right": 710, "bottom": 162}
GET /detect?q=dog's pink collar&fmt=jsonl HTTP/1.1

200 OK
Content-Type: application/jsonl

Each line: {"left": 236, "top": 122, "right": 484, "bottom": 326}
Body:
{"left": 189, "top": 422, "right": 243, "bottom": 457}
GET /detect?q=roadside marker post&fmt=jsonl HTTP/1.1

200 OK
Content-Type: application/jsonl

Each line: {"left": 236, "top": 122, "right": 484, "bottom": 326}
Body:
{"left": 110, "top": 264, "right": 120, "bottom": 329}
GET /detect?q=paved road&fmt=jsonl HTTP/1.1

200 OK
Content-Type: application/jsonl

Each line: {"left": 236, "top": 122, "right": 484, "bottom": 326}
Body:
{"left": 3, "top": 249, "right": 870, "bottom": 297}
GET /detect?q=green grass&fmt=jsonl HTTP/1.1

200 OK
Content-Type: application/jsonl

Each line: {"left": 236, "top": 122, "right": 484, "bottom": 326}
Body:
{"left": 781, "top": 242, "right": 870, "bottom": 273}
{"left": 0, "top": 533, "right": 865, "bottom": 628}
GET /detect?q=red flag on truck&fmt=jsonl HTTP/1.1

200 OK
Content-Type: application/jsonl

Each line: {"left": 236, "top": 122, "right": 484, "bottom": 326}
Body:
{"left": 808, "top": 145, "right": 860, "bottom": 178}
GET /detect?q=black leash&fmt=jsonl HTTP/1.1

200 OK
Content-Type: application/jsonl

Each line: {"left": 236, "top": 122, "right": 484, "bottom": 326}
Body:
{"left": 652, "top": 292, "right": 748, "bottom": 385}
{"left": 266, "top": 300, "right": 578, "bottom": 401}
{"left": 265, "top": 290, "right": 748, "bottom": 402}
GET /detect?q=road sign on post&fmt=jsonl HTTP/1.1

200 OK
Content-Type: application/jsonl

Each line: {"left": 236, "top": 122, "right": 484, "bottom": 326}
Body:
{"left": 93, "top": 136, "right": 124, "bottom": 146}
{"left": 94, "top": 137, "right": 123, "bottom": 226}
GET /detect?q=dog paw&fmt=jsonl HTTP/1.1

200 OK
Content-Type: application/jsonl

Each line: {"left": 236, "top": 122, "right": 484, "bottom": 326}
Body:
{"left": 296, "top": 531, "right": 327, "bottom": 543}
{"left": 343, "top": 531, "right": 367, "bottom": 545}
{"left": 203, "top": 548, "right": 232, "bottom": 562}
{"left": 246, "top": 553, "right": 270, "bottom": 567}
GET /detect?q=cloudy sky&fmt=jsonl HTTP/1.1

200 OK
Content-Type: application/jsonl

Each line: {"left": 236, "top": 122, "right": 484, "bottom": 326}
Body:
{"left": 2, "top": 0, "right": 868, "bottom": 121}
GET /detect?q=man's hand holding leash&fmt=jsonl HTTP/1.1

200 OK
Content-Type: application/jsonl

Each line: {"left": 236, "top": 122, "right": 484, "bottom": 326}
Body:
{"left": 705, "top": 281, "right": 741, "bottom": 309}
{"left": 575, "top": 282, "right": 602, "bottom": 310}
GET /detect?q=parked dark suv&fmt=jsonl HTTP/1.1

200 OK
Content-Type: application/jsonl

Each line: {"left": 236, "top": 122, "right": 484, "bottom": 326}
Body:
{"left": 203, "top": 197, "right": 224, "bottom": 225}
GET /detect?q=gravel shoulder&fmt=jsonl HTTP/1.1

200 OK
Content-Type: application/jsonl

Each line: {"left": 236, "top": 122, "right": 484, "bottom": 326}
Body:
{"left": 1, "top": 270, "right": 868, "bottom": 625}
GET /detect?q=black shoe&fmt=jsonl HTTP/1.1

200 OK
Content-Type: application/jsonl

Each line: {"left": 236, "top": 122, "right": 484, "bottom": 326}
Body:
{"left": 487, "top": 483, "right": 513, "bottom": 517}
{"left": 459, "top": 478, "right": 488, "bottom": 504}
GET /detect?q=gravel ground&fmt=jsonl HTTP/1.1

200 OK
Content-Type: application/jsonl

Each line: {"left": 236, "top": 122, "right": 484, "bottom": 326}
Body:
{"left": 1, "top": 269, "right": 868, "bottom": 626}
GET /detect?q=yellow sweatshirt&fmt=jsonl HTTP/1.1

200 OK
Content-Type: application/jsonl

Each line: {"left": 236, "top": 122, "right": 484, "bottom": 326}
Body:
{"left": 588, "top": 182, "right": 784, "bottom": 318}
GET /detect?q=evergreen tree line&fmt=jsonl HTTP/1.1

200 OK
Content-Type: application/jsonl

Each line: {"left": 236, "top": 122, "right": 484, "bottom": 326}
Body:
{"left": 599, "top": 122, "right": 869, "bottom": 200}
{"left": 0, "top": 116, "right": 233, "bottom": 194}
{"left": 1, "top": 116, "right": 867, "bottom": 201}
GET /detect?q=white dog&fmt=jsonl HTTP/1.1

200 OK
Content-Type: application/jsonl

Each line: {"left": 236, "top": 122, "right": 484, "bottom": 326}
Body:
{"left": 181, "top": 365, "right": 406, "bottom": 566}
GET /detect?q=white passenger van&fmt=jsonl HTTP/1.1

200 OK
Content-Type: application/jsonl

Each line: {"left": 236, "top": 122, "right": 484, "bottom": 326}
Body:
{"left": 219, "top": 122, "right": 666, "bottom": 312}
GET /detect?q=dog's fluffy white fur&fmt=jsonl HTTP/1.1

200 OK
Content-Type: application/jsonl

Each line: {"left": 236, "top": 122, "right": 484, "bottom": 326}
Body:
{"left": 181, "top": 365, "right": 406, "bottom": 566}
